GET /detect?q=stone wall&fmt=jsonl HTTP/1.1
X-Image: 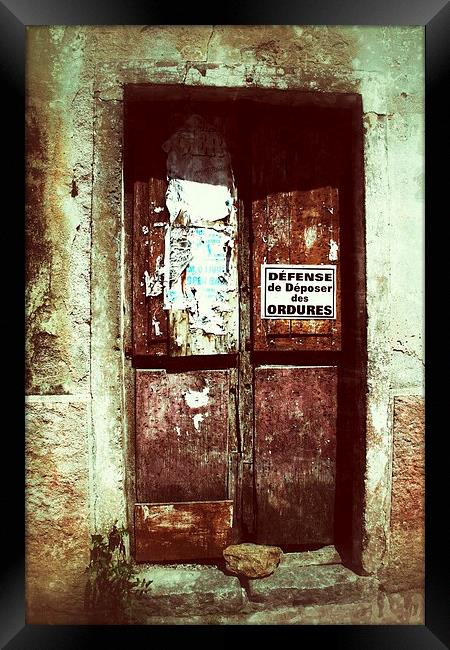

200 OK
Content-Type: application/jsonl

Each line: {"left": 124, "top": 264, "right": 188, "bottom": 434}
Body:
{"left": 379, "top": 396, "right": 425, "bottom": 592}
{"left": 25, "top": 25, "right": 424, "bottom": 624}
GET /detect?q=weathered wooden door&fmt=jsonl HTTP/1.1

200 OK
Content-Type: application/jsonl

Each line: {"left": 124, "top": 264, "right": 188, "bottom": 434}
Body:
{"left": 130, "top": 101, "right": 346, "bottom": 561}
{"left": 249, "top": 110, "right": 341, "bottom": 546}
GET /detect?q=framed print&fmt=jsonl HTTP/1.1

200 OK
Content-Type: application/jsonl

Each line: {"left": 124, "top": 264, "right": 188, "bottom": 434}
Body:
{"left": 2, "top": 0, "right": 447, "bottom": 646}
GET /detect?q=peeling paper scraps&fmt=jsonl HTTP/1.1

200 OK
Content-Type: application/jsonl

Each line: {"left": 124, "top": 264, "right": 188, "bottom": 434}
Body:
{"left": 183, "top": 384, "right": 210, "bottom": 408}
{"left": 161, "top": 115, "right": 238, "bottom": 335}
{"left": 164, "top": 226, "right": 236, "bottom": 334}
{"left": 162, "top": 114, "right": 233, "bottom": 187}
{"left": 168, "top": 227, "right": 193, "bottom": 284}
{"left": 329, "top": 239, "right": 339, "bottom": 261}
{"left": 186, "top": 229, "right": 235, "bottom": 335}
{"left": 193, "top": 412, "right": 208, "bottom": 431}
{"left": 165, "top": 178, "right": 235, "bottom": 225}
{"left": 152, "top": 316, "right": 162, "bottom": 337}
{"left": 143, "top": 255, "right": 164, "bottom": 297}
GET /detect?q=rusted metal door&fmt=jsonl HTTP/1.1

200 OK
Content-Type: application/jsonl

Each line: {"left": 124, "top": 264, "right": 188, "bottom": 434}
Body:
{"left": 129, "top": 99, "right": 348, "bottom": 560}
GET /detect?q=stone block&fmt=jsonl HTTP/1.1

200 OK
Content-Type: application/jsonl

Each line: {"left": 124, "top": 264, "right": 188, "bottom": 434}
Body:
{"left": 379, "top": 396, "right": 424, "bottom": 592}
{"left": 25, "top": 399, "right": 90, "bottom": 623}
{"left": 379, "top": 525, "right": 424, "bottom": 592}
{"left": 247, "top": 564, "right": 378, "bottom": 606}
{"left": 390, "top": 396, "right": 424, "bottom": 527}
{"left": 280, "top": 545, "right": 342, "bottom": 568}
{"left": 224, "top": 543, "right": 283, "bottom": 578}
{"left": 132, "top": 565, "right": 243, "bottom": 615}
{"left": 374, "top": 589, "right": 424, "bottom": 624}
{"left": 26, "top": 52, "right": 92, "bottom": 396}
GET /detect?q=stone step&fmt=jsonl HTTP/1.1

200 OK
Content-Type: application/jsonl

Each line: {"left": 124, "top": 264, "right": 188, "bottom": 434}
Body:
{"left": 132, "top": 565, "right": 243, "bottom": 616}
{"left": 280, "top": 545, "right": 342, "bottom": 567}
{"left": 247, "top": 564, "right": 378, "bottom": 606}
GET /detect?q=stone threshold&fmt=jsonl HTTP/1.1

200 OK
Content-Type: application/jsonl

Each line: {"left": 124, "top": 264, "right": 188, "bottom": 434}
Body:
{"left": 130, "top": 547, "right": 379, "bottom": 619}
{"left": 128, "top": 589, "right": 424, "bottom": 625}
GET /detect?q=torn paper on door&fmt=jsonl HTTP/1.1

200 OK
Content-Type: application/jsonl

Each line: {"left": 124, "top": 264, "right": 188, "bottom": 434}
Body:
{"left": 162, "top": 114, "right": 233, "bottom": 187}
{"left": 161, "top": 114, "right": 238, "bottom": 336}
{"left": 164, "top": 226, "right": 236, "bottom": 334}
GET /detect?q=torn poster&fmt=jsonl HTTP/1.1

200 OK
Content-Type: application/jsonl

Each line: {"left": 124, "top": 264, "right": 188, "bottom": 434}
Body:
{"left": 164, "top": 226, "right": 236, "bottom": 335}
{"left": 162, "top": 114, "right": 233, "bottom": 186}
{"left": 161, "top": 114, "right": 238, "bottom": 337}
{"left": 165, "top": 179, "right": 234, "bottom": 225}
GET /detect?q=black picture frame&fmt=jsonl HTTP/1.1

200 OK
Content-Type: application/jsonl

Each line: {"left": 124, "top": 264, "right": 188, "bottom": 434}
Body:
{"left": 3, "top": 0, "right": 448, "bottom": 646}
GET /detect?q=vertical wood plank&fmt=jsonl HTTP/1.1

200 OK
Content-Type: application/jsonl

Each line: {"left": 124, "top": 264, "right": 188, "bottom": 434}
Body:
{"left": 132, "top": 182, "right": 150, "bottom": 356}
{"left": 254, "top": 366, "right": 338, "bottom": 546}
{"left": 251, "top": 112, "right": 268, "bottom": 352}
{"left": 227, "top": 367, "right": 240, "bottom": 538}
{"left": 147, "top": 177, "right": 169, "bottom": 352}
{"left": 252, "top": 196, "right": 267, "bottom": 351}
{"left": 266, "top": 191, "right": 291, "bottom": 336}
{"left": 237, "top": 194, "right": 255, "bottom": 535}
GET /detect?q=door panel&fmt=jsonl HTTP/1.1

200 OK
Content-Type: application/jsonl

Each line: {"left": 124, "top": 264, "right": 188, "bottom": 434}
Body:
{"left": 132, "top": 179, "right": 169, "bottom": 357}
{"left": 132, "top": 112, "right": 240, "bottom": 359}
{"left": 135, "top": 369, "right": 237, "bottom": 561}
{"left": 254, "top": 366, "right": 337, "bottom": 545}
{"left": 136, "top": 369, "right": 236, "bottom": 503}
{"left": 134, "top": 501, "right": 233, "bottom": 562}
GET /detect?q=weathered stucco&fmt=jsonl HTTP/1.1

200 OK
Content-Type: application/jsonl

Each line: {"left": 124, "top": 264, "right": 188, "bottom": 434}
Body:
{"left": 25, "top": 398, "right": 90, "bottom": 623}
{"left": 379, "top": 396, "right": 425, "bottom": 592}
{"left": 25, "top": 25, "right": 424, "bottom": 624}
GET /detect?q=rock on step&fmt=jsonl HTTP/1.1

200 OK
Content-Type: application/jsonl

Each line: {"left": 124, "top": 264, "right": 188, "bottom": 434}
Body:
{"left": 223, "top": 543, "right": 283, "bottom": 578}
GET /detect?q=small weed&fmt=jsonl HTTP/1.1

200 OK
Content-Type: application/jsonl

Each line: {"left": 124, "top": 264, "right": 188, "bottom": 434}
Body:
{"left": 84, "top": 523, "right": 151, "bottom": 624}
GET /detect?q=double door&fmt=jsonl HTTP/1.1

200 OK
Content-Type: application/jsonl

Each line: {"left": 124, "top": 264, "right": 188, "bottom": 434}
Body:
{"left": 129, "top": 101, "right": 346, "bottom": 561}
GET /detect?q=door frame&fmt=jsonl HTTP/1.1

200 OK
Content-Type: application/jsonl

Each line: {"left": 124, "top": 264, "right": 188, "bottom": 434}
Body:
{"left": 123, "top": 83, "right": 367, "bottom": 566}
{"left": 89, "top": 64, "right": 393, "bottom": 576}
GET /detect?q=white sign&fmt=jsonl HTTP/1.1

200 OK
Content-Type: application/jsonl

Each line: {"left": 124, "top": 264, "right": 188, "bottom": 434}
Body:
{"left": 261, "top": 264, "right": 336, "bottom": 319}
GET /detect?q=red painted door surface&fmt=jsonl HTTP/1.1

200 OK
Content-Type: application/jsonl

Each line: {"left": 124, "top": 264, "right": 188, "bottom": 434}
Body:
{"left": 129, "top": 100, "right": 344, "bottom": 560}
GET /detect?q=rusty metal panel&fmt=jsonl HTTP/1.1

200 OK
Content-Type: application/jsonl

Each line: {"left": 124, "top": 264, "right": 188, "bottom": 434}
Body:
{"left": 252, "top": 187, "right": 341, "bottom": 351}
{"left": 136, "top": 369, "right": 233, "bottom": 503}
{"left": 289, "top": 187, "right": 340, "bottom": 341}
{"left": 134, "top": 501, "right": 233, "bottom": 561}
{"left": 254, "top": 366, "right": 337, "bottom": 546}
{"left": 266, "top": 191, "right": 291, "bottom": 337}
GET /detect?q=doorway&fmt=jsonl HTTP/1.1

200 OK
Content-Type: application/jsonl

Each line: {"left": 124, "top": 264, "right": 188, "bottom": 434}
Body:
{"left": 124, "top": 86, "right": 366, "bottom": 563}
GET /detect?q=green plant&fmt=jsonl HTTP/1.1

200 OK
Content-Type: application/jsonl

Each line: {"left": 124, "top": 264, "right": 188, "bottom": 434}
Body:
{"left": 84, "top": 523, "right": 152, "bottom": 623}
